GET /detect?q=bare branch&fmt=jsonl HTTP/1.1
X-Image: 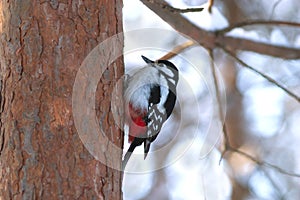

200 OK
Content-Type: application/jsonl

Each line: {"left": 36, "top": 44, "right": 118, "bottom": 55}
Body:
{"left": 261, "top": 168, "right": 284, "bottom": 198}
{"left": 208, "top": 49, "right": 300, "bottom": 179}
{"left": 170, "top": 7, "right": 204, "bottom": 13}
{"left": 208, "top": 50, "right": 231, "bottom": 165}
{"left": 218, "top": 20, "right": 300, "bottom": 33}
{"left": 141, "top": 0, "right": 216, "bottom": 49}
{"left": 158, "top": 40, "right": 195, "bottom": 60}
{"left": 141, "top": 0, "right": 300, "bottom": 180}
{"left": 227, "top": 147, "right": 300, "bottom": 178}
{"left": 219, "top": 44, "right": 300, "bottom": 103}
{"left": 144, "top": 0, "right": 203, "bottom": 13}
{"left": 270, "top": 0, "right": 284, "bottom": 19}
{"left": 140, "top": 0, "right": 300, "bottom": 59}
{"left": 216, "top": 36, "right": 300, "bottom": 60}
{"left": 208, "top": 0, "right": 214, "bottom": 13}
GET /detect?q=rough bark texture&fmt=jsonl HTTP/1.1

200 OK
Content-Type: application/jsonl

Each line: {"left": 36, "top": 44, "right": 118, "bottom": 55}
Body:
{"left": 0, "top": 0, "right": 123, "bottom": 199}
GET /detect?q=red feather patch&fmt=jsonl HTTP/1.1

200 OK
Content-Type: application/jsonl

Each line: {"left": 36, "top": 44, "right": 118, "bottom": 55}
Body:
{"left": 127, "top": 103, "right": 147, "bottom": 142}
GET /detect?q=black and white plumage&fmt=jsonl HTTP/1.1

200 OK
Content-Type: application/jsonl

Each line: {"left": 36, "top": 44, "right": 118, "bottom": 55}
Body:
{"left": 122, "top": 55, "right": 179, "bottom": 169}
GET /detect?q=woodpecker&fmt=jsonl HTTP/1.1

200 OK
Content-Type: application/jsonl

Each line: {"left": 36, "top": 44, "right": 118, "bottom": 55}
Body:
{"left": 122, "top": 55, "right": 179, "bottom": 169}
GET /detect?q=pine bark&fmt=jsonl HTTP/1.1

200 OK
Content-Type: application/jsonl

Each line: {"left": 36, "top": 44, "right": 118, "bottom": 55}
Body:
{"left": 0, "top": 0, "right": 123, "bottom": 199}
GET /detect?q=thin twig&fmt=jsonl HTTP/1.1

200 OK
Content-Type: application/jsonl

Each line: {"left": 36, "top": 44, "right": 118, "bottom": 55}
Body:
{"left": 229, "top": 147, "right": 300, "bottom": 178}
{"left": 210, "top": 46, "right": 300, "bottom": 177}
{"left": 141, "top": 0, "right": 300, "bottom": 179}
{"left": 158, "top": 40, "right": 195, "bottom": 60}
{"left": 141, "top": 0, "right": 300, "bottom": 59}
{"left": 261, "top": 168, "right": 284, "bottom": 198}
{"left": 144, "top": 0, "right": 203, "bottom": 13}
{"left": 208, "top": 50, "right": 226, "bottom": 136}
{"left": 218, "top": 20, "right": 300, "bottom": 33}
{"left": 208, "top": 49, "right": 231, "bottom": 164}
{"left": 170, "top": 7, "right": 204, "bottom": 13}
{"left": 208, "top": 0, "right": 214, "bottom": 13}
{"left": 270, "top": 0, "right": 283, "bottom": 19}
{"left": 218, "top": 45, "right": 300, "bottom": 103}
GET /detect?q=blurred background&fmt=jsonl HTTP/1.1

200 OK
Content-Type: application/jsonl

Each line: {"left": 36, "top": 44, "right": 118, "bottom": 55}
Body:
{"left": 122, "top": 0, "right": 300, "bottom": 199}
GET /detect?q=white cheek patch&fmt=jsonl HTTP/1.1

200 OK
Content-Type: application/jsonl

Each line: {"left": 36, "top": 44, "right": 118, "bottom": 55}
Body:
{"left": 129, "top": 85, "right": 151, "bottom": 110}
{"left": 125, "top": 66, "right": 161, "bottom": 111}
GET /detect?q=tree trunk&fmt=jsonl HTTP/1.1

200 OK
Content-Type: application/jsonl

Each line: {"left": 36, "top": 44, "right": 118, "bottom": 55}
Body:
{"left": 0, "top": 0, "right": 123, "bottom": 199}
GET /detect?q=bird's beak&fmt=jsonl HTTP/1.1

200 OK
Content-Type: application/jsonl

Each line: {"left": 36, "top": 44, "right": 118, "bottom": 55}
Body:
{"left": 141, "top": 55, "right": 154, "bottom": 64}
